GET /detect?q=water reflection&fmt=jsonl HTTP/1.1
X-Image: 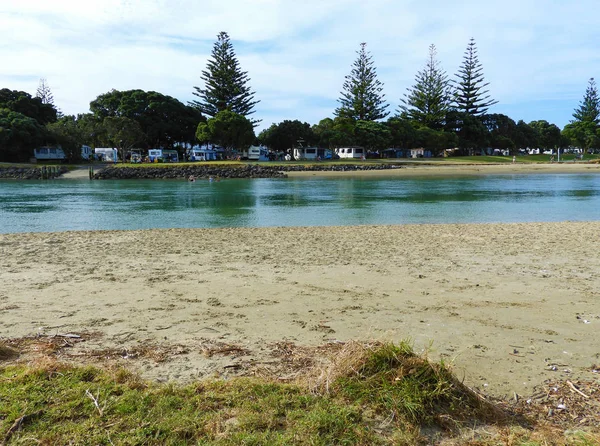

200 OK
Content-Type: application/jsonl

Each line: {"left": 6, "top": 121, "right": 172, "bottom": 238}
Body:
{"left": 1, "top": 174, "right": 600, "bottom": 233}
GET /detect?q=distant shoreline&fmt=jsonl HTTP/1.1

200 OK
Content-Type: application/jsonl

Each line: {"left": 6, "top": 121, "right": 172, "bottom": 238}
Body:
{"left": 1, "top": 161, "right": 599, "bottom": 180}
{"left": 285, "top": 162, "right": 600, "bottom": 177}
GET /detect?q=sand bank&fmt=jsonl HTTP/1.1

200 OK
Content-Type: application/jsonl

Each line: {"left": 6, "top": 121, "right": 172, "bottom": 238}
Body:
{"left": 1, "top": 222, "right": 599, "bottom": 397}
{"left": 286, "top": 162, "right": 600, "bottom": 177}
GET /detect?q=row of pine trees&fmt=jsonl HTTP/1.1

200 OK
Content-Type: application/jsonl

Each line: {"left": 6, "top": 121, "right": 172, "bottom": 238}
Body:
{"left": 192, "top": 34, "right": 498, "bottom": 126}
{"left": 193, "top": 32, "right": 600, "bottom": 154}
{"left": 334, "top": 39, "right": 497, "bottom": 125}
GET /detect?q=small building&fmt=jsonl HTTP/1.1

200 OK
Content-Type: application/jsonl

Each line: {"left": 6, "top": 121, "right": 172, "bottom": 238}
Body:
{"left": 33, "top": 146, "right": 66, "bottom": 161}
{"left": 336, "top": 147, "right": 365, "bottom": 159}
{"left": 410, "top": 148, "right": 433, "bottom": 158}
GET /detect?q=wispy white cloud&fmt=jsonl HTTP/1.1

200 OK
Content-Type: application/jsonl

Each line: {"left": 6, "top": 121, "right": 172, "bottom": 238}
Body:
{"left": 1, "top": 0, "right": 599, "bottom": 129}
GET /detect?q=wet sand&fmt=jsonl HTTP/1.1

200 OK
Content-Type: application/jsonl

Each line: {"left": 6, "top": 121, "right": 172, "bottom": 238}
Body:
{"left": 1, "top": 222, "right": 599, "bottom": 397}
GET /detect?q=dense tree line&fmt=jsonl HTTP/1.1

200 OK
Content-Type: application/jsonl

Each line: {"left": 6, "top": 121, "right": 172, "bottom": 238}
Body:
{"left": 2, "top": 33, "right": 599, "bottom": 163}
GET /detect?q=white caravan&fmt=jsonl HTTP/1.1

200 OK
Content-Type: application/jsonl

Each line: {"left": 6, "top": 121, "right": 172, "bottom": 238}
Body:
{"left": 336, "top": 147, "right": 365, "bottom": 159}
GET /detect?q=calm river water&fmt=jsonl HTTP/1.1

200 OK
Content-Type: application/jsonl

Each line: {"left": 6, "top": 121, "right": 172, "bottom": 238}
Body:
{"left": 1, "top": 174, "right": 599, "bottom": 233}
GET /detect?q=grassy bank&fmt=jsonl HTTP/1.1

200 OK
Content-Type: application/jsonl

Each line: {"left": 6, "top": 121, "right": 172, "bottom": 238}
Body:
{"left": 1, "top": 342, "right": 597, "bottom": 445}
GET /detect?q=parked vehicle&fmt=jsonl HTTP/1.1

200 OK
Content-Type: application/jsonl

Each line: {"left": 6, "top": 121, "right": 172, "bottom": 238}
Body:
{"left": 80, "top": 145, "right": 92, "bottom": 161}
{"left": 242, "top": 146, "right": 269, "bottom": 161}
{"left": 34, "top": 145, "right": 93, "bottom": 161}
{"left": 148, "top": 149, "right": 179, "bottom": 163}
{"left": 293, "top": 146, "right": 319, "bottom": 160}
{"left": 95, "top": 148, "right": 118, "bottom": 163}
{"left": 128, "top": 150, "right": 143, "bottom": 163}
{"left": 336, "top": 147, "right": 365, "bottom": 159}
{"left": 188, "top": 148, "right": 217, "bottom": 161}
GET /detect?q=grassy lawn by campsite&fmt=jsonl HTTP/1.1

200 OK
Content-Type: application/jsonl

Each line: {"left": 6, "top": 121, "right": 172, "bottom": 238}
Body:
{"left": 3, "top": 154, "right": 600, "bottom": 170}
{"left": 1, "top": 342, "right": 598, "bottom": 445}
{"left": 105, "top": 154, "right": 600, "bottom": 168}
{"left": 438, "top": 154, "right": 600, "bottom": 164}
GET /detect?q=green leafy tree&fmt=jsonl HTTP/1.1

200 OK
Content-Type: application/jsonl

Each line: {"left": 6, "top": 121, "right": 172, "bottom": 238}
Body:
{"left": 196, "top": 110, "right": 255, "bottom": 154}
{"left": 191, "top": 32, "right": 259, "bottom": 122}
{"left": 46, "top": 116, "right": 86, "bottom": 162}
{"left": 103, "top": 116, "right": 146, "bottom": 161}
{"left": 453, "top": 38, "right": 498, "bottom": 116}
{"left": 529, "top": 120, "right": 562, "bottom": 150}
{"left": 414, "top": 125, "right": 458, "bottom": 155}
{"left": 400, "top": 44, "right": 451, "bottom": 129}
{"left": 572, "top": 78, "right": 600, "bottom": 125}
{"left": 336, "top": 42, "right": 389, "bottom": 121}
{"left": 513, "top": 120, "right": 538, "bottom": 150}
{"left": 444, "top": 110, "right": 489, "bottom": 154}
{"left": 76, "top": 113, "right": 106, "bottom": 148}
{"left": 258, "top": 120, "right": 315, "bottom": 152}
{"left": 311, "top": 117, "right": 356, "bottom": 148}
{"left": 481, "top": 114, "right": 517, "bottom": 152}
{"left": 90, "top": 89, "right": 203, "bottom": 148}
{"left": 330, "top": 117, "right": 357, "bottom": 147}
{"left": 0, "top": 109, "right": 45, "bottom": 162}
{"left": 386, "top": 117, "right": 418, "bottom": 149}
{"left": 354, "top": 120, "right": 391, "bottom": 151}
{"left": 312, "top": 118, "right": 335, "bottom": 148}
{"left": 0, "top": 88, "right": 57, "bottom": 125}
{"left": 562, "top": 121, "right": 600, "bottom": 151}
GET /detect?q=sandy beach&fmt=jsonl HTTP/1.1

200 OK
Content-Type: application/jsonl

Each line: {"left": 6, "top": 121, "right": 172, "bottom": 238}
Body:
{"left": 1, "top": 222, "right": 599, "bottom": 397}
{"left": 286, "top": 162, "right": 600, "bottom": 177}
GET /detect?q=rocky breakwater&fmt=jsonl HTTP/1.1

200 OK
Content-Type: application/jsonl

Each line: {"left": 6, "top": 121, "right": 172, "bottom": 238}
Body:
{"left": 278, "top": 163, "right": 403, "bottom": 172}
{"left": 94, "top": 163, "right": 404, "bottom": 179}
{"left": 94, "top": 165, "right": 288, "bottom": 180}
{"left": 0, "top": 166, "right": 68, "bottom": 179}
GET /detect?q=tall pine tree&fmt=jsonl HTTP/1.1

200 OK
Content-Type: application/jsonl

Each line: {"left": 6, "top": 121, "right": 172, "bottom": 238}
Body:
{"left": 572, "top": 77, "right": 600, "bottom": 124}
{"left": 335, "top": 42, "right": 389, "bottom": 121}
{"left": 453, "top": 38, "right": 497, "bottom": 116}
{"left": 191, "top": 32, "right": 259, "bottom": 121}
{"left": 400, "top": 44, "right": 451, "bottom": 129}
{"left": 36, "top": 78, "right": 54, "bottom": 105}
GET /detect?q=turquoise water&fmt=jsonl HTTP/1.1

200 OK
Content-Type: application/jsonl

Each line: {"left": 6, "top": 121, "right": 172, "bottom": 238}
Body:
{"left": 1, "top": 174, "right": 599, "bottom": 233}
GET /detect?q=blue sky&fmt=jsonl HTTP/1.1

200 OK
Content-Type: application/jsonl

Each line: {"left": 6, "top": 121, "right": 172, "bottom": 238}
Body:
{"left": 1, "top": 0, "right": 598, "bottom": 132}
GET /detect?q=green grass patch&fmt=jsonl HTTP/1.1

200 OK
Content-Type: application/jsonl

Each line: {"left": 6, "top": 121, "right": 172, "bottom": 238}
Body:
{"left": 1, "top": 342, "right": 597, "bottom": 445}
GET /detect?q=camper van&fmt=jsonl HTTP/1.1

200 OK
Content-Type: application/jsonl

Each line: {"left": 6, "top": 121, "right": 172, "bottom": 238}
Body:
{"left": 188, "top": 148, "right": 217, "bottom": 161}
{"left": 242, "top": 146, "right": 269, "bottom": 161}
{"left": 80, "top": 145, "right": 92, "bottom": 161}
{"left": 148, "top": 149, "right": 179, "bottom": 163}
{"left": 336, "top": 147, "right": 365, "bottom": 159}
{"left": 293, "top": 147, "right": 319, "bottom": 161}
{"left": 34, "top": 145, "right": 94, "bottom": 161}
{"left": 95, "top": 148, "right": 118, "bottom": 163}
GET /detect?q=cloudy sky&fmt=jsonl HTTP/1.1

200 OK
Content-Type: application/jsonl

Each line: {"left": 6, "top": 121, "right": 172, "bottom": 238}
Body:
{"left": 1, "top": 0, "right": 598, "bottom": 131}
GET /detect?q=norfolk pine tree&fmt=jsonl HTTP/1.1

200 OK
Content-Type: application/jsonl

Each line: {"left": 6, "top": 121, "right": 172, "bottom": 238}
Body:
{"left": 191, "top": 32, "right": 259, "bottom": 122}
{"left": 572, "top": 77, "right": 600, "bottom": 125}
{"left": 562, "top": 78, "right": 600, "bottom": 151}
{"left": 335, "top": 42, "right": 389, "bottom": 121}
{"left": 400, "top": 44, "right": 451, "bottom": 129}
{"left": 36, "top": 78, "right": 54, "bottom": 106}
{"left": 453, "top": 38, "right": 497, "bottom": 116}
